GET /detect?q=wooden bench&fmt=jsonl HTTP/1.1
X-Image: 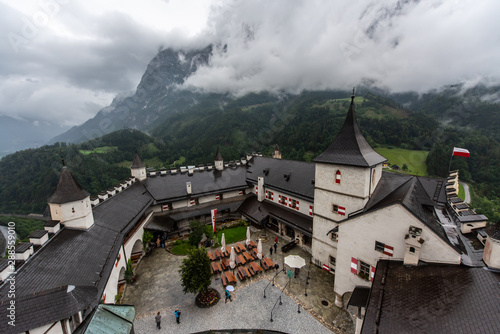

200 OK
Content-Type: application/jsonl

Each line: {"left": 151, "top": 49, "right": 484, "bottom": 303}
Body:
{"left": 221, "top": 272, "right": 228, "bottom": 286}
{"left": 236, "top": 254, "right": 246, "bottom": 266}
{"left": 242, "top": 251, "right": 253, "bottom": 261}
{"left": 214, "top": 249, "right": 222, "bottom": 259}
{"left": 249, "top": 261, "right": 263, "bottom": 274}
{"left": 221, "top": 258, "right": 230, "bottom": 271}
{"left": 225, "top": 271, "right": 237, "bottom": 285}
{"left": 263, "top": 257, "right": 274, "bottom": 269}
{"left": 211, "top": 262, "right": 221, "bottom": 274}
{"left": 249, "top": 240, "right": 257, "bottom": 249}
{"left": 237, "top": 243, "right": 246, "bottom": 252}
{"left": 207, "top": 251, "right": 216, "bottom": 261}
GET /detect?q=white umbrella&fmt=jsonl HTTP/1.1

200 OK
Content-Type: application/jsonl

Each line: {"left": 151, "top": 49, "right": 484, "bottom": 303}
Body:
{"left": 221, "top": 233, "right": 226, "bottom": 253}
{"left": 284, "top": 255, "right": 306, "bottom": 268}
{"left": 245, "top": 227, "right": 251, "bottom": 246}
{"left": 257, "top": 239, "right": 263, "bottom": 259}
{"left": 229, "top": 247, "right": 236, "bottom": 269}
{"left": 226, "top": 285, "right": 235, "bottom": 292}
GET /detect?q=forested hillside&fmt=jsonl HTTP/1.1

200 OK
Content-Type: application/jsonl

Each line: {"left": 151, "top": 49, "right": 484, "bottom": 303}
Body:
{"left": 1, "top": 90, "right": 500, "bottom": 223}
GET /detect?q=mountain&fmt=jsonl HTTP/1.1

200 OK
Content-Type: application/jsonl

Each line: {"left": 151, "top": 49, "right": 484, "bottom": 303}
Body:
{"left": 49, "top": 45, "right": 214, "bottom": 144}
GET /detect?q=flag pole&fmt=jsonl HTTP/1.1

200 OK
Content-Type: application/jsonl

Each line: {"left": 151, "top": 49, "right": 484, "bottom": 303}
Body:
{"left": 448, "top": 150, "right": 453, "bottom": 173}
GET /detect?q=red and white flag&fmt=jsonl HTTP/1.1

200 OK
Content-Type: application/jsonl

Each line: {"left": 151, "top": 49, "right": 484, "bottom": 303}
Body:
{"left": 211, "top": 209, "right": 217, "bottom": 232}
{"left": 452, "top": 147, "right": 470, "bottom": 157}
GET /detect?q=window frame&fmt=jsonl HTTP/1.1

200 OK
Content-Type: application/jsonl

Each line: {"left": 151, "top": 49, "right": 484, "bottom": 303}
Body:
{"left": 358, "top": 260, "right": 370, "bottom": 280}
{"left": 375, "top": 241, "right": 385, "bottom": 252}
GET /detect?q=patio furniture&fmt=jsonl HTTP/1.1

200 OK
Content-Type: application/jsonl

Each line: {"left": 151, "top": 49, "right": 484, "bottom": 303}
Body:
{"left": 242, "top": 251, "right": 253, "bottom": 261}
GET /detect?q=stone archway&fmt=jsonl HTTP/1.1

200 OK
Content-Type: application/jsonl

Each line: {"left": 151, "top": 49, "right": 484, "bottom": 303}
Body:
{"left": 130, "top": 239, "right": 143, "bottom": 270}
{"left": 117, "top": 266, "right": 126, "bottom": 299}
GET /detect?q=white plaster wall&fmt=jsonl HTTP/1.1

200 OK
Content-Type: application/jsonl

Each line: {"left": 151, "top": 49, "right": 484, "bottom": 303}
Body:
{"left": 334, "top": 204, "right": 461, "bottom": 297}
{"left": 315, "top": 163, "right": 381, "bottom": 198}
{"left": 131, "top": 167, "right": 146, "bottom": 181}
{"left": 0, "top": 268, "right": 11, "bottom": 281}
{"left": 103, "top": 211, "right": 152, "bottom": 303}
{"left": 30, "top": 233, "right": 48, "bottom": 245}
{"left": 311, "top": 216, "right": 338, "bottom": 269}
{"left": 50, "top": 197, "right": 94, "bottom": 229}
{"left": 223, "top": 190, "right": 243, "bottom": 199}
{"left": 30, "top": 322, "right": 65, "bottom": 334}
{"left": 15, "top": 246, "right": 33, "bottom": 261}
{"left": 263, "top": 188, "right": 313, "bottom": 217}
{"left": 483, "top": 237, "right": 500, "bottom": 270}
{"left": 172, "top": 200, "right": 188, "bottom": 209}
{"left": 198, "top": 194, "right": 218, "bottom": 204}
{"left": 460, "top": 221, "right": 487, "bottom": 234}
{"left": 313, "top": 188, "right": 367, "bottom": 222}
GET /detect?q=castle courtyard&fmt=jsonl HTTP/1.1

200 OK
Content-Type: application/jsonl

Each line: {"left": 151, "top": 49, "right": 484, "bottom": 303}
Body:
{"left": 123, "top": 228, "right": 354, "bottom": 334}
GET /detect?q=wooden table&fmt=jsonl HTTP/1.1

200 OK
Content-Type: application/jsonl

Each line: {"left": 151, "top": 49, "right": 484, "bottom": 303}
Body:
{"left": 214, "top": 249, "right": 222, "bottom": 259}
{"left": 220, "top": 249, "right": 229, "bottom": 258}
{"left": 207, "top": 251, "right": 216, "bottom": 261}
{"left": 237, "top": 243, "right": 246, "bottom": 252}
{"left": 221, "top": 272, "right": 228, "bottom": 286}
{"left": 225, "top": 271, "right": 237, "bottom": 285}
{"left": 242, "top": 251, "right": 253, "bottom": 262}
{"left": 249, "top": 261, "right": 263, "bottom": 274}
{"left": 237, "top": 266, "right": 250, "bottom": 280}
{"left": 248, "top": 240, "right": 257, "bottom": 249}
{"left": 249, "top": 249, "right": 258, "bottom": 258}
{"left": 221, "top": 258, "right": 230, "bottom": 271}
{"left": 236, "top": 254, "right": 246, "bottom": 266}
{"left": 211, "top": 262, "right": 221, "bottom": 274}
{"left": 262, "top": 257, "right": 274, "bottom": 270}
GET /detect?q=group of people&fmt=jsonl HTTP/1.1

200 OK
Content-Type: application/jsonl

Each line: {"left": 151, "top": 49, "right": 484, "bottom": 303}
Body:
{"left": 155, "top": 232, "right": 168, "bottom": 249}
{"left": 155, "top": 309, "right": 181, "bottom": 329}
{"left": 269, "top": 236, "right": 278, "bottom": 255}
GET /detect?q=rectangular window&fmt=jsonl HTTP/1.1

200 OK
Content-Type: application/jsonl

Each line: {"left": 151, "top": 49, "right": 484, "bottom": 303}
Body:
{"left": 375, "top": 241, "right": 385, "bottom": 252}
{"left": 332, "top": 204, "right": 339, "bottom": 213}
{"left": 359, "top": 260, "right": 370, "bottom": 280}
{"left": 329, "top": 255, "right": 336, "bottom": 267}
{"left": 291, "top": 199, "right": 297, "bottom": 208}
{"left": 329, "top": 232, "right": 338, "bottom": 242}
{"left": 280, "top": 196, "right": 287, "bottom": 205}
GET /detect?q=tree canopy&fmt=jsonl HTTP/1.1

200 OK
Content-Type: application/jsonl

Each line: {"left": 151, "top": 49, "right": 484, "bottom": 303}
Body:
{"left": 179, "top": 247, "right": 212, "bottom": 295}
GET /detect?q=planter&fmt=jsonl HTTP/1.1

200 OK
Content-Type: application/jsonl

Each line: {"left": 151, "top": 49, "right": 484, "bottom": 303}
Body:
{"left": 195, "top": 288, "right": 220, "bottom": 308}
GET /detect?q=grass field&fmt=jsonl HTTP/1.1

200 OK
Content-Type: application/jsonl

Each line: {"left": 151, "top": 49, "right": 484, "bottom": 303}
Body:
{"left": 79, "top": 146, "right": 117, "bottom": 155}
{"left": 374, "top": 147, "right": 429, "bottom": 176}
{"left": 171, "top": 240, "right": 194, "bottom": 255}
{"left": 216, "top": 226, "right": 247, "bottom": 246}
{"left": 458, "top": 183, "right": 465, "bottom": 200}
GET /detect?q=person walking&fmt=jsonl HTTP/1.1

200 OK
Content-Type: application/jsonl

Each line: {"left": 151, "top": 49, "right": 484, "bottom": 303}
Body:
{"left": 225, "top": 289, "right": 232, "bottom": 303}
{"left": 269, "top": 246, "right": 273, "bottom": 256}
{"left": 273, "top": 242, "right": 277, "bottom": 253}
{"left": 155, "top": 312, "right": 161, "bottom": 330}
{"left": 156, "top": 236, "right": 160, "bottom": 248}
{"left": 174, "top": 309, "right": 181, "bottom": 324}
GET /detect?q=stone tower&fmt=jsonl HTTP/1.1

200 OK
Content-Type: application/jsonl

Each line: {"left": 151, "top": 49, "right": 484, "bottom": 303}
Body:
{"left": 214, "top": 147, "right": 224, "bottom": 171}
{"left": 130, "top": 154, "right": 146, "bottom": 181}
{"left": 48, "top": 167, "right": 94, "bottom": 229}
{"left": 272, "top": 144, "right": 282, "bottom": 159}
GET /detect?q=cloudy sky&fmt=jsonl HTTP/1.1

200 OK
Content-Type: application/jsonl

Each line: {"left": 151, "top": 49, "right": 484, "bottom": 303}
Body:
{"left": 1, "top": 0, "right": 499, "bottom": 130}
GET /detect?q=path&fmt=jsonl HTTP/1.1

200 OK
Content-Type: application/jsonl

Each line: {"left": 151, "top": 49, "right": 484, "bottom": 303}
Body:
{"left": 460, "top": 182, "right": 471, "bottom": 204}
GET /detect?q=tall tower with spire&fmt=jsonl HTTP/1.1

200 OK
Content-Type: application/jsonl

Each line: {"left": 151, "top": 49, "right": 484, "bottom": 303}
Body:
{"left": 48, "top": 167, "right": 94, "bottom": 229}
{"left": 130, "top": 154, "right": 146, "bottom": 181}
{"left": 214, "top": 147, "right": 224, "bottom": 171}
{"left": 311, "top": 92, "right": 386, "bottom": 291}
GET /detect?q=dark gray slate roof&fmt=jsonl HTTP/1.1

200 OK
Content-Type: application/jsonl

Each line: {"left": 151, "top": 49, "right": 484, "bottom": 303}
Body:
{"left": 0, "top": 258, "right": 9, "bottom": 272}
{"left": 449, "top": 197, "right": 463, "bottom": 203}
{"left": 239, "top": 195, "right": 313, "bottom": 235}
{"left": 44, "top": 220, "right": 60, "bottom": 227}
{"left": 0, "top": 182, "right": 153, "bottom": 333}
{"left": 130, "top": 154, "right": 145, "bottom": 168}
{"left": 485, "top": 223, "right": 500, "bottom": 239}
{"left": 47, "top": 167, "right": 89, "bottom": 204}
{"left": 0, "top": 285, "right": 97, "bottom": 334}
{"left": 360, "top": 172, "right": 450, "bottom": 244}
{"left": 214, "top": 147, "right": 223, "bottom": 161}
{"left": 313, "top": 96, "right": 386, "bottom": 167}
{"left": 246, "top": 156, "right": 315, "bottom": 200}
{"left": 362, "top": 260, "right": 500, "bottom": 334}
{"left": 28, "top": 229, "right": 48, "bottom": 239}
{"left": 15, "top": 242, "right": 33, "bottom": 253}
{"left": 457, "top": 214, "right": 488, "bottom": 223}
{"left": 144, "top": 166, "right": 248, "bottom": 202}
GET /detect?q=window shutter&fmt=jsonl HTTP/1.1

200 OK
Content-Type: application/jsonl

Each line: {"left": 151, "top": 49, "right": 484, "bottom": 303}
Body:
{"left": 162, "top": 204, "right": 169, "bottom": 211}
{"left": 336, "top": 170, "right": 341, "bottom": 184}
{"left": 383, "top": 245, "right": 394, "bottom": 257}
{"left": 351, "top": 257, "right": 358, "bottom": 274}
{"left": 338, "top": 206, "right": 346, "bottom": 215}
{"left": 309, "top": 205, "right": 313, "bottom": 216}
{"left": 370, "top": 266, "right": 376, "bottom": 282}
{"left": 271, "top": 192, "right": 274, "bottom": 200}
{"left": 296, "top": 200, "right": 299, "bottom": 210}
{"left": 288, "top": 197, "right": 292, "bottom": 207}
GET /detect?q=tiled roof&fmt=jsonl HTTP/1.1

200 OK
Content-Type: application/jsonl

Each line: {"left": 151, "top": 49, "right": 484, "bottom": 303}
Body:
{"left": 0, "top": 259, "right": 9, "bottom": 272}
{"left": 0, "top": 182, "right": 152, "bottom": 332}
{"left": 15, "top": 242, "right": 33, "bottom": 253}
{"left": 362, "top": 260, "right": 500, "bottom": 334}
{"left": 28, "top": 229, "right": 48, "bottom": 239}
{"left": 246, "top": 156, "right": 315, "bottom": 200}
{"left": 484, "top": 223, "right": 500, "bottom": 239}
{"left": 44, "top": 220, "right": 60, "bottom": 227}
{"left": 130, "top": 154, "right": 145, "bottom": 168}
{"left": 214, "top": 147, "right": 223, "bottom": 161}
{"left": 144, "top": 166, "right": 248, "bottom": 202}
{"left": 313, "top": 96, "right": 386, "bottom": 167}
{"left": 47, "top": 167, "right": 89, "bottom": 204}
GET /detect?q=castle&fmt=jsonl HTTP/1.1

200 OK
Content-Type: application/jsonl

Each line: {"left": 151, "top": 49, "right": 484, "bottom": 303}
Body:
{"left": 1, "top": 95, "right": 498, "bottom": 333}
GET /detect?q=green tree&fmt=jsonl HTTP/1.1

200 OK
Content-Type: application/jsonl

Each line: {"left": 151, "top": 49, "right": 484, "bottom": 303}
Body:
{"left": 188, "top": 220, "right": 205, "bottom": 248}
{"left": 179, "top": 247, "right": 212, "bottom": 295}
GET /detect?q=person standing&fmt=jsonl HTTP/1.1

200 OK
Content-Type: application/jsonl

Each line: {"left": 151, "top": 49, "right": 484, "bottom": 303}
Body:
{"left": 174, "top": 309, "right": 181, "bottom": 324}
{"left": 225, "top": 289, "right": 232, "bottom": 303}
{"left": 273, "top": 242, "right": 277, "bottom": 253}
{"left": 155, "top": 312, "right": 161, "bottom": 330}
{"left": 274, "top": 236, "right": 278, "bottom": 244}
{"left": 269, "top": 246, "right": 273, "bottom": 256}
{"left": 156, "top": 236, "right": 160, "bottom": 248}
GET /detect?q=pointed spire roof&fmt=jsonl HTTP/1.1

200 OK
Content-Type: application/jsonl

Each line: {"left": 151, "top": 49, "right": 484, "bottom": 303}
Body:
{"left": 214, "top": 147, "right": 223, "bottom": 161}
{"left": 313, "top": 94, "right": 386, "bottom": 167}
{"left": 48, "top": 167, "right": 90, "bottom": 204}
{"left": 131, "top": 154, "right": 145, "bottom": 169}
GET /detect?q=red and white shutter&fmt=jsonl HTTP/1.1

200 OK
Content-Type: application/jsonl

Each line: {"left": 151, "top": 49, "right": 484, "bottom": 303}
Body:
{"left": 336, "top": 170, "right": 341, "bottom": 184}
{"left": 189, "top": 199, "right": 196, "bottom": 206}
{"left": 255, "top": 186, "right": 258, "bottom": 194}
{"left": 351, "top": 257, "right": 358, "bottom": 274}
{"left": 288, "top": 197, "right": 292, "bottom": 208}
{"left": 383, "top": 245, "right": 394, "bottom": 257}
{"left": 271, "top": 192, "right": 274, "bottom": 200}
{"left": 296, "top": 200, "right": 299, "bottom": 210}
{"left": 278, "top": 195, "right": 281, "bottom": 203}
{"left": 309, "top": 205, "right": 313, "bottom": 216}
{"left": 162, "top": 204, "right": 169, "bottom": 211}
{"left": 322, "top": 264, "right": 329, "bottom": 271}
{"left": 265, "top": 191, "right": 269, "bottom": 199}
{"left": 370, "top": 266, "right": 376, "bottom": 282}
{"left": 239, "top": 190, "right": 243, "bottom": 195}
{"left": 338, "top": 206, "right": 346, "bottom": 216}
{"left": 215, "top": 194, "right": 220, "bottom": 200}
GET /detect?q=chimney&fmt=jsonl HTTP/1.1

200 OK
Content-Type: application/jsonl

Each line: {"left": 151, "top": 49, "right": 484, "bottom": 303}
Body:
{"left": 403, "top": 225, "right": 424, "bottom": 266}
{"left": 186, "top": 182, "right": 192, "bottom": 194}
{"left": 29, "top": 230, "right": 49, "bottom": 246}
{"left": 15, "top": 242, "right": 34, "bottom": 261}
{"left": 257, "top": 177, "right": 265, "bottom": 202}
{"left": 483, "top": 223, "right": 500, "bottom": 270}
{"left": 44, "top": 220, "right": 61, "bottom": 234}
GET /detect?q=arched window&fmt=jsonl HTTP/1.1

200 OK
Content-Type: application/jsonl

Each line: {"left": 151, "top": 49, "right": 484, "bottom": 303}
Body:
{"left": 335, "top": 170, "right": 341, "bottom": 184}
